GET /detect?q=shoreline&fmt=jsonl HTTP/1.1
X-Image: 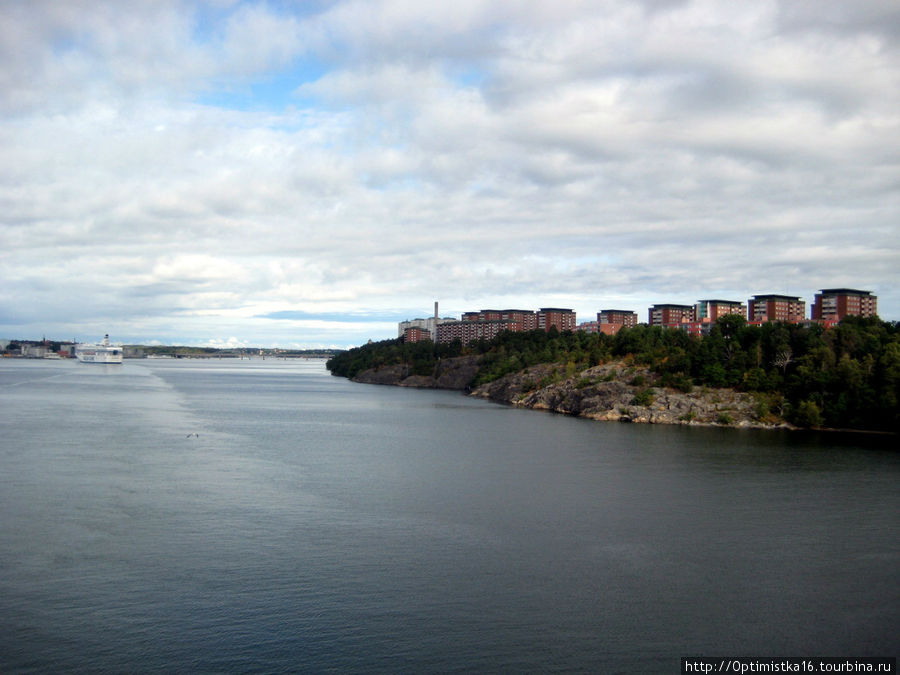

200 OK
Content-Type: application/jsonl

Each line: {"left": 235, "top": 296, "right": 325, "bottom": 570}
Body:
{"left": 349, "top": 358, "right": 897, "bottom": 436}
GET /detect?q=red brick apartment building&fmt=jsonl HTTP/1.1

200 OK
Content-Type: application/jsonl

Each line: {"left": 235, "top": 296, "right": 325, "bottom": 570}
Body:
{"left": 434, "top": 308, "right": 575, "bottom": 344}
{"left": 647, "top": 301, "right": 744, "bottom": 336}
{"left": 402, "top": 326, "right": 431, "bottom": 343}
{"left": 811, "top": 289, "right": 877, "bottom": 321}
{"left": 436, "top": 319, "right": 511, "bottom": 344}
{"left": 649, "top": 304, "right": 694, "bottom": 326}
{"left": 537, "top": 308, "right": 576, "bottom": 332}
{"left": 695, "top": 299, "right": 745, "bottom": 323}
{"left": 598, "top": 309, "right": 638, "bottom": 327}
{"left": 748, "top": 295, "right": 806, "bottom": 323}
{"left": 462, "top": 309, "right": 539, "bottom": 331}
{"left": 505, "top": 309, "right": 539, "bottom": 331}
{"left": 585, "top": 309, "right": 637, "bottom": 335}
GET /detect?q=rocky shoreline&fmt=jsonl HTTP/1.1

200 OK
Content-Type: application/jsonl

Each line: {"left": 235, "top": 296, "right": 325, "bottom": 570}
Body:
{"left": 352, "top": 356, "right": 793, "bottom": 430}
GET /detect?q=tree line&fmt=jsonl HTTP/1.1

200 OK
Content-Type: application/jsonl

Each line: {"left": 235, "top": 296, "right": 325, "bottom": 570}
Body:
{"left": 327, "top": 316, "right": 900, "bottom": 432}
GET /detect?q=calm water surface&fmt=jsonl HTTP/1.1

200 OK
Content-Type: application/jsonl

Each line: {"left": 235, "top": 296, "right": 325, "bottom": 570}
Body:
{"left": 1, "top": 358, "right": 897, "bottom": 673}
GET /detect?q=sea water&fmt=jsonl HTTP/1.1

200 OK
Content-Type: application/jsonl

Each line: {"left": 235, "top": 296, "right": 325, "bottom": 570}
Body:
{"left": 1, "top": 358, "right": 897, "bottom": 672}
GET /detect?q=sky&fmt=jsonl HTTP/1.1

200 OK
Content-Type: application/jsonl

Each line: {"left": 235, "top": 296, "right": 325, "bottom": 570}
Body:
{"left": 2, "top": 0, "right": 898, "bottom": 349}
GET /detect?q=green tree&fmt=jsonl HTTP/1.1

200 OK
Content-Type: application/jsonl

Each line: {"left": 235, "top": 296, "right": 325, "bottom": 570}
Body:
{"left": 793, "top": 399, "right": 823, "bottom": 427}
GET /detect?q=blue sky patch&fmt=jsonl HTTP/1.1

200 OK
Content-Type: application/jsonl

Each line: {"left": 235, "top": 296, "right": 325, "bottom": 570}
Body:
{"left": 199, "top": 62, "right": 328, "bottom": 112}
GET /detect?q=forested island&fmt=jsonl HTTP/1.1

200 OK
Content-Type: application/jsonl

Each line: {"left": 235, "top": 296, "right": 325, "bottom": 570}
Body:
{"left": 327, "top": 316, "right": 900, "bottom": 433}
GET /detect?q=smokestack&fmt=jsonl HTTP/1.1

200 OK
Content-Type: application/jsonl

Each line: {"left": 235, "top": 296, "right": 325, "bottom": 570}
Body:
{"left": 434, "top": 301, "right": 439, "bottom": 321}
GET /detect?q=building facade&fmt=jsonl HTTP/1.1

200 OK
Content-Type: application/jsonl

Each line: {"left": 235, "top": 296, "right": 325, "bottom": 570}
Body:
{"left": 537, "top": 308, "right": 576, "bottom": 333}
{"left": 432, "top": 307, "right": 575, "bottom": 344}
{"left": 460, "top": 309, "right": 539, "bottom": 332}
{"left": 695, "top": 299, "right": 745, "bottom": 323}
{"left": 577, "top": 320, "right": 627, "bottom": 335}
{"left": 748, "top": 294, "right": 806, "bottom": 323}
{"left": 398, "top": 317, "right": 432, "bottom": 337}
{"left": 598, "top": 309, "right": 638, "bottom": 327}
{"left": 402, "top": 326, "right": 432, "bottom": 343}
{"left": 501, "top": 309, "right": 539, "bottom": 331}
{"left": 811, "top": 289, "right": 877, "bottom": 321}
{"left": 649, "top": 304, "right": 694, "bottom": 327}
{"left": 436, "top": 319, "right": 516, "bottom": 344}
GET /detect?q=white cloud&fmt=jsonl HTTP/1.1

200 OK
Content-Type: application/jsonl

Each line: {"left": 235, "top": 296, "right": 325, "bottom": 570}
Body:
{"left": 1, "top": 0, "right": 898, "bottom": 347}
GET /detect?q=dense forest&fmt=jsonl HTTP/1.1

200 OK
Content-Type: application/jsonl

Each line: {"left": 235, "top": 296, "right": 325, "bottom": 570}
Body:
{"left": 327, "top": 316, "right": 900, "bottom": 432}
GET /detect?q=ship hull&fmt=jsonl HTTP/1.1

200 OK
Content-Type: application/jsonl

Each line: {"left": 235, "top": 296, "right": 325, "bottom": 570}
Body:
{"left": 76, "top": 350, "right": 123, "bottom": 364}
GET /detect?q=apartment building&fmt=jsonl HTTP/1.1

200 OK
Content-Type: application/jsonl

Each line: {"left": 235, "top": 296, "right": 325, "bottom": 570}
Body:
{"left": 537, "top": 308, "right": 576, "bottom": 333}
{"left": 579, "top": 321, "right": 625, "bottom": 335}
{"left": 431, "top": 307, "right": 575, "bottom": 344}
{"left": 748, "top": 294, "right": 806, "bottom": 323}
{"left": 649, "top": 304, "right": 694, "bottom": 327}
{"left": 502, "top": 309, "right": 539, "bottom": 331}
{"left": 402, "top": 326, "right": 432, "bottom": 343}
{"left": 436, "top": 318, "right": 515, "bottom": 344}
{"left": 811, "top": 289, "right": 877, "bottom": 321}
{"left": 461, "top": 309, "right": 539, "bottom": 331}
{"left": 695, "top": 299, "right": 745, "bottom": 323}
{"left": 462, "top": 310, "right": 495, "bottom": 322}
{"left": 398, "top": 317, "right": 432, "bottom": 337}
{"left": 581, "top": 310, "right": 635, "bottom": 335}
{"left": 598, "top": 309, "right": 638, "bottom": 327}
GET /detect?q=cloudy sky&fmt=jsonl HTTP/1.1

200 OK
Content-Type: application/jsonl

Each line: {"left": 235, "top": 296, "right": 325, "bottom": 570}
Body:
{"left": 2, "top": 0, "right": 898, "bottom": 348}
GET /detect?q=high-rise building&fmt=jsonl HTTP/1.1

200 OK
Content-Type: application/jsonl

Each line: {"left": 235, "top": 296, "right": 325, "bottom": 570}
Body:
{"left": 500, "top": 309, "right": 538, "bottom": 331}
{"left": 695, "top": 299, "right": 745, "bottom": 323}
{"left": 598, "top": 310, "right": 638, "bottom": 327}
{"left": 811, "top": 289, "right": 877, "bottom": 321}
{"left": 398, "top": 317, "right": 431, "bottom": 337}
{"left": 436, "top": 318, "right": 514, "bottom": 344}
{"left": 402, "top": 326, "right": 431, "bottom": 343}
{"left": 649, "top": 304, "right": 693, "bottom": 326}
{"left": 457, "top": 309, "right": 536, "bottom": 332}
{"left": 748, "top": 294, "right": 805, "bottom": 323}
{"left": 537, "top": 308, "right": 576, "bottom": 332}
{"left": 436, "top": 307, "right": 575, "bottom": 343}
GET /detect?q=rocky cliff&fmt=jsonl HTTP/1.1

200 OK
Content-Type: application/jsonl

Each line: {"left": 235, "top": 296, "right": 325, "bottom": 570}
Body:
{"left": 469, "top": 362, "right": 792, "bottom": 429}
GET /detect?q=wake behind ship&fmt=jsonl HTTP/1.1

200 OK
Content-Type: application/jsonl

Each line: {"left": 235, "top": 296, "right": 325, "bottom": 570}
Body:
{"left": 76, "top": 334, "right": 123, "bottom": 364}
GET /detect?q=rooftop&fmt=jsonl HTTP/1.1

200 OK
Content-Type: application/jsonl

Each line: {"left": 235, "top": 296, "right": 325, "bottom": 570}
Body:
{"left": 750, "top": 294, "right": 803, "bottom": 301}
{"left": 818, "top": 288, "right": 873, "bottom": 296}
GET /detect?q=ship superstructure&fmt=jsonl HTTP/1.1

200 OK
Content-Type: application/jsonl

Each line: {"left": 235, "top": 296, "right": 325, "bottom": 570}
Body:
{"left": 75, "top": 334, "right": 123, "bottom": 364}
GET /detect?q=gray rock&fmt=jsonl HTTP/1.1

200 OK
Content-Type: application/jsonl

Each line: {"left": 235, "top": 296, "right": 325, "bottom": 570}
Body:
{"left": 470, "top": 361, "right": 791, "bottom": 430}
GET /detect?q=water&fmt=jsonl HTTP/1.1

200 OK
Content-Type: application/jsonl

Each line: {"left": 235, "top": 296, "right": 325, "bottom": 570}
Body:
{"left": 1, "top": 358, "right": 897, "bottom": 673}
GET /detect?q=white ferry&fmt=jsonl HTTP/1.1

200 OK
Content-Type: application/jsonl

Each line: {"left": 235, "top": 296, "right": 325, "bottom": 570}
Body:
{"left": 76, "top": 334, "right": 124, "bottom": 364}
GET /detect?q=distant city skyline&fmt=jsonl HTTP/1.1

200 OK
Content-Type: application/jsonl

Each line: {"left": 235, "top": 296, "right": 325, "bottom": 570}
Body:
{"left": 396, "top": 288, "right": 879, "bottom": 344}
{"left": 2, "top": 1, "right": 898, "bottom": 348}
